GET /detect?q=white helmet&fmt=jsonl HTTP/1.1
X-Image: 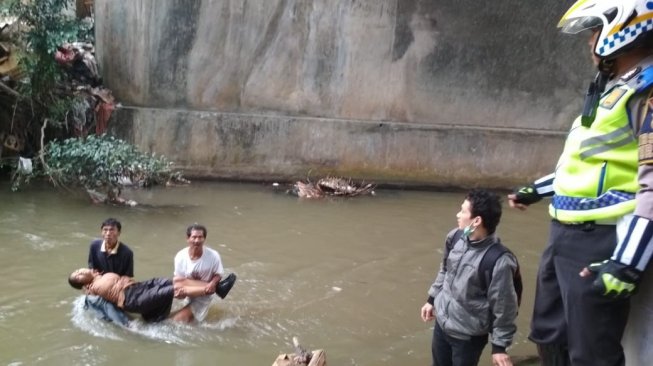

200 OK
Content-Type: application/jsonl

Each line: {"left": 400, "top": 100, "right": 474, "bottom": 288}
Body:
{"left": 558, "top": 0, "right": 653, "bottom": 59}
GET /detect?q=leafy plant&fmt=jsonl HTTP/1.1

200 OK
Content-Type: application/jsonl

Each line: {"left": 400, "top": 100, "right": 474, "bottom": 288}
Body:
{"left": 6, "top": 0, "right": 93, "bottom": 122}
{"left": 43, "top": 134, "right": 186, "bottom": 202}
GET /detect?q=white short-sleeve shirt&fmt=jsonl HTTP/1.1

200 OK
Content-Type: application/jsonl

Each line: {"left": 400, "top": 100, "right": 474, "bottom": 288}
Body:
{"left": 173, "top": 246, "right": 224, "bottom": 321}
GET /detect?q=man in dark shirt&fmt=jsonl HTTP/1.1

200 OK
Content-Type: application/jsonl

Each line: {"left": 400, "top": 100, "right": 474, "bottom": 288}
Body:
{"left": 88, "top": 218, "right": 134, "bottom": 276}
{"left": 85, "top": 218, "right": 134, "bottom": 325}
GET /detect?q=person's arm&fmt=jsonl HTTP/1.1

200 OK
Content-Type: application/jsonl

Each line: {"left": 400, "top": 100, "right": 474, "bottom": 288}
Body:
{"left": 507, "top": 173, "right": 555, "bottom": 210}
{"left": 88, "top": 240, "right": 98, "bottom": 269}
{"left": 124, "top": 246, "right": 134, "bottom": 277}
{"left": 204, "top": 273, "right": 222, "bottom": 294}
{"left": 173, "top": 250, "right": 190, "bottom": 283}
{"left": 580, "top": 91, "right": 653, "bottom": 298}
{"left": 421, "top": 232, "right": 454, "bottom": 322}
{"left": 204, "top": 251, "right": 224, "bottom": 294}
{"left": 487, "top": 254, "right": 519, "bottom": 358}
{"left": 172, "top": 253, "right": 186, "bottom": 283}
{"left": 420, "top": 268, "right": 444, "bottom": 322}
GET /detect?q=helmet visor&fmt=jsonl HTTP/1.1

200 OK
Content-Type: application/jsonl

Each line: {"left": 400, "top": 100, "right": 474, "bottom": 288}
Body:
{"left": 558, "top": 16, "right": 602, "bottom": 34}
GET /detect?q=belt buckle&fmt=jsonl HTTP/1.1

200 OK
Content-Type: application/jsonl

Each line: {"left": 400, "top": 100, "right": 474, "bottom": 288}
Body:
{"left": 581, "top": 221, "right": 596, "bottom": 232}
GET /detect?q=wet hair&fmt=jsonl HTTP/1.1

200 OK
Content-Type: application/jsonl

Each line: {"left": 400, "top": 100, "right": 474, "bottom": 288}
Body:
{"left": 186, "top": 223, "right": 207, "bottom": 238}
{"left": 101, "top": 218, "right": 121, "bottom": 232}
{"left": 466, "top": 189, "right": 502, "bottom": 234}
{"left": 68, "top": 272, "right": 85, "bottom": 290}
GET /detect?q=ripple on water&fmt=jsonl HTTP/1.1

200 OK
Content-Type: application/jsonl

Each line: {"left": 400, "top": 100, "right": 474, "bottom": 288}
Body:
{"left": 69, "top": 296, "right": 241, "bottom": 345}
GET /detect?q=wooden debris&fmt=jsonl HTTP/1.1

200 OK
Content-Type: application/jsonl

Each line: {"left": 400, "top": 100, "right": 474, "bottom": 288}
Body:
{"left": 272, "top": 337, "right": 326, "bottom": 366}
{"left": 291, "top": 176, "right": 375, "bottom": 199}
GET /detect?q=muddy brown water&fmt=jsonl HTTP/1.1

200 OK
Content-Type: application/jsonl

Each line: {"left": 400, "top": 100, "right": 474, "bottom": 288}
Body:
{"left": 0, "top": 181, "right": 549, "bottom": 365}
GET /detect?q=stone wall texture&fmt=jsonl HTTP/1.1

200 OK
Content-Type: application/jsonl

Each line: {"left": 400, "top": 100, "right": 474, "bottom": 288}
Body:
{"left": 95, "top": 0, "right": 592, "bottom": 188}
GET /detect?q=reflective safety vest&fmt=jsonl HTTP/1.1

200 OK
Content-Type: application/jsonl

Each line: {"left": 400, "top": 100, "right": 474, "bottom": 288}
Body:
{"left": 550, "top": 78, "right": 641, "bottom": 222}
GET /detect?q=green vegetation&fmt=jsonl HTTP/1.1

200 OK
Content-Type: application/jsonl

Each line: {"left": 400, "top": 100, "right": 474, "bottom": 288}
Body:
{"left": 2, "top": 0, "right": 92, "bottom": 122}
{"left": 42, "top": 134, "right": 185, "bottom": 202}
{"left": 0, "top": 1, "right": 186, "bottom": 202}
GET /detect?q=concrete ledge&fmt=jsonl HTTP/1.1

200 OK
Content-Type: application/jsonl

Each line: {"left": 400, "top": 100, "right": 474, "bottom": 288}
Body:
{"left": 109, "top": 106, "right": 565, "bottom": 189}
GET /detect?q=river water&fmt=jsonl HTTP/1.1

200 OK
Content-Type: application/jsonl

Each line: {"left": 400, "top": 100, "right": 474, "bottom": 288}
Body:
{"left": 0, "top": 181, "right": 550, "bottom": 366}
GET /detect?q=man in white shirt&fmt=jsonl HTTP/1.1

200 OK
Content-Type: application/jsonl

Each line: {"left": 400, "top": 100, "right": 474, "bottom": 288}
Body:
{"left": 171, "top": 223, "right": 236, "bottom": 323}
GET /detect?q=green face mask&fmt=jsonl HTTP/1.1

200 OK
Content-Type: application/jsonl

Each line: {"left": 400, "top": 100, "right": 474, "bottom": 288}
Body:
{"left": 462, "top": 223, "right": 475, "bottom": 238}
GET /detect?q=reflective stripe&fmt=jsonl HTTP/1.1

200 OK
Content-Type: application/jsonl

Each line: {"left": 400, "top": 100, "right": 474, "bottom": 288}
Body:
{"left": 580, "top": 126, "right": 633, "bottom": 149}
{"left": 579, "top": 134, "right": 636, "bottom": 160}
{"left": 534, "top": 173, "right": 555, "bottom": 196}
{"left": 614, "top": 215, "right": 653, "bottom": 270}
{"left": 637, "top": 236, "right": 653, "bottom": 271}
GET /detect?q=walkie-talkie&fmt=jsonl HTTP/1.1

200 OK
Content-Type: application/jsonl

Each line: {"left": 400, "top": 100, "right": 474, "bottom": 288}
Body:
{"left": 581, "top": 71, "right": 610, "bottom": 127}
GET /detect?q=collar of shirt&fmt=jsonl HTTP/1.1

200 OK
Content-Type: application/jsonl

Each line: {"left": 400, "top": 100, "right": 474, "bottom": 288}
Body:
{"left": 468, "top": 233, "right": 496, "bottom": 249}
{"left": 101, "top": 240, "right": 120, "bottom": 255}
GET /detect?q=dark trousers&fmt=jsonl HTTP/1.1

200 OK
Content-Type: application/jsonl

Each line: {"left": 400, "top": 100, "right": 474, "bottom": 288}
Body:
{"left": 432, "top": 321, "right": 488, "bottom": 366}
{"left": 123, "top": 278, "right": 174, "bottom": 322}
{"left": 529, "top": 220, "right": 630, "bottom": 366}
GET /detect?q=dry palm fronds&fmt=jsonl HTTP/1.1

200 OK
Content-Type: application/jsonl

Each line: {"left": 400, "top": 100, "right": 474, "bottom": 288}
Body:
{"left": 291, "top": 176, "right": 375, "bottom": 199}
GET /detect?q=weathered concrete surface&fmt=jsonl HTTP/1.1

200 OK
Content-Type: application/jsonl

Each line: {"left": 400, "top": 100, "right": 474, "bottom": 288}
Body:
{"left": 109, "top": 106, "right": 566, "bottom": 188}
{"left": 95, "top": 0, "right": 590, "bottom": 132}
{"left": 95, "top": 0, "right": 587, "bottom": 186}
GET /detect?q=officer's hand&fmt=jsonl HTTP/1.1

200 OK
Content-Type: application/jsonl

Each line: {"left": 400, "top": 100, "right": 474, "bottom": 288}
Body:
{"left": 509, "top": 185, "right": 541, "bottom": 209}
{"left": 580, "top": 259, "right": 641, "bottom": 299}
{"left": 507, "top": 194, "right": 529, "bottom": 211}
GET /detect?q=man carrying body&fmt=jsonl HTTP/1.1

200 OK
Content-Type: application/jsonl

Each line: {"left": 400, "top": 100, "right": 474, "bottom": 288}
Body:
{"left": 421, "top": 189, "right": 518, "bottom": 366}
{"left": 172, "top": 223, "right": 235, "bottom": 323}
{"left": 508, "top": 1, "right": 653, "bottom": 365}
{"left": 86, "top": 218, "right": 134, "bottom": 325}
{"left": 68, "top": 268, "right": 234, "bottom": 323}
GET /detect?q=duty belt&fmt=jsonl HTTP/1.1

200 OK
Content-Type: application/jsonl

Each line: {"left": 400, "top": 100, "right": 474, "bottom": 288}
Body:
{"left": 554, "top": 218, "right": 617, "bottom": 231}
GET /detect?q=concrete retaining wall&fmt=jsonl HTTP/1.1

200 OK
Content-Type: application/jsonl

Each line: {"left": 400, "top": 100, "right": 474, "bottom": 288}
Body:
{"left": 95, "top": 0, "right": 588, "bottom": 186}
{"left": 108, "top": 107, "right": 565, "bottom": 188}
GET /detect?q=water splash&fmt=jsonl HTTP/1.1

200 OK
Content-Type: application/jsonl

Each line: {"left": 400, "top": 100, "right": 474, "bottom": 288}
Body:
{"left": 69, "top": 296, "right": 240, "bottom": 345}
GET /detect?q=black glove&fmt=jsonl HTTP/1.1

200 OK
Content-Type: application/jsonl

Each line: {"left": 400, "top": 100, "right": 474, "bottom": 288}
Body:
{"left": 512, "top": 185, "right": 542, "bottom": 205}
{"left": 586, "top": 259, "right": 641, "bottom": 299}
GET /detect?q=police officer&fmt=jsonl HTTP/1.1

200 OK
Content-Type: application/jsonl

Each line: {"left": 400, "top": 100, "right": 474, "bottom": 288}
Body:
{"left": 508, "top": 1, "right": 653, "bottom": 365}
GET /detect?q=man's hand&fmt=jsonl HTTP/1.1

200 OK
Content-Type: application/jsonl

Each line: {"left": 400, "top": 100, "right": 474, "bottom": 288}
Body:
{"left": 420, "top": 303, "right": 435, "bottom": 322}
{"left": 204, "top": 275, "right": 221, "bottom": 295}
{"left": 491, "top": 353, "right": 513, "bottom": 366}
{"left": 507, "top": 193, "right": 529, "bottom": 211}
{"left": 174, "top": 287, "right": 186, "bottom": 298}
{"left": 204, "top": 283, "right": 216, "bottom": 295}
{"left": 580, "top": 259, "right": 641, "bottom": 299}
{"left": 508, "top": 185, "right": 541, "bottom": 210}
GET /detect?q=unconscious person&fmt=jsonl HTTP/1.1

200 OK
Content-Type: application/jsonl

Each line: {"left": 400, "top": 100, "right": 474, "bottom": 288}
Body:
{"left": 68, "top": 268, "right": 237, "bottom": 323}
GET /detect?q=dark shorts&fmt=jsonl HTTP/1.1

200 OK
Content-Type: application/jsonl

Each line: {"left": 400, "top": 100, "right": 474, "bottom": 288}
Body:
{"left": 123, "top": 278, "right": 174, "bottom": 322}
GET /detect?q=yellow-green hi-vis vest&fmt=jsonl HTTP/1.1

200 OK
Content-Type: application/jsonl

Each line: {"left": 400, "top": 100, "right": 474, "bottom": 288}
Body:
{"left": 550, "top": 81, "right": 640, "bottom": 222}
